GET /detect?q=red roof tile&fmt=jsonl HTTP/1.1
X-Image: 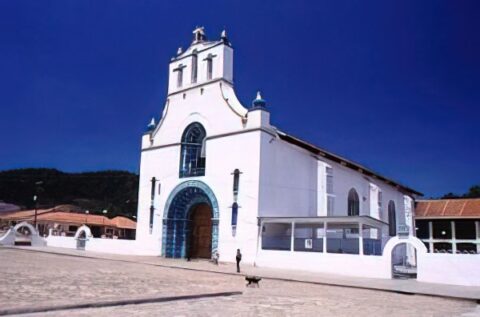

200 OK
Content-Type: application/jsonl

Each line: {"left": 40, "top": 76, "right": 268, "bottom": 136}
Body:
{"left": 416, "top": 198, "right": 480, "bottom": 218}
{"left": 0, "top": 208, "right": 136, "bottom": 229}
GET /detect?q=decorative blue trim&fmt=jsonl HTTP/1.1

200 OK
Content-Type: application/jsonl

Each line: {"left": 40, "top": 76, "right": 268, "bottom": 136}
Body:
{"left": 162, "top": 180, "right": 219, "bottom": 258}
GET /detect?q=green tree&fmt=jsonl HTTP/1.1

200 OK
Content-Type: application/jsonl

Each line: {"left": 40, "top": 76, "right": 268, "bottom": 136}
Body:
{"left": 464, "top": 185, "right": 480, "bottom": 198}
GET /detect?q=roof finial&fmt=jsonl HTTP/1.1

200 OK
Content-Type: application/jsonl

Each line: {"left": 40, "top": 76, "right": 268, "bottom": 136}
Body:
{"left": 147, "top": 117, "right": 156, "bottom": 131}
{"left": 252, "top": 91, "right": 267, "bottom": 109}
{"left": 177, "top": 47, "right": 183, "bottom": 55}
{"left": 221, "top": 28, "right": 230, "bottom": 45}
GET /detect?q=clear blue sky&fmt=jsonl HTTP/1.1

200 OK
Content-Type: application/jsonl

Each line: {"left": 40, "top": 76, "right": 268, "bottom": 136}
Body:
{"left": 1, "top": 1, "right": 479, "bottom": 198}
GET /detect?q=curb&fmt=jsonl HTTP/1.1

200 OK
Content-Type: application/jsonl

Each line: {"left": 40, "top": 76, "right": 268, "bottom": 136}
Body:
{"left": 0, "top": 291, "right": 242, "bottom": 316}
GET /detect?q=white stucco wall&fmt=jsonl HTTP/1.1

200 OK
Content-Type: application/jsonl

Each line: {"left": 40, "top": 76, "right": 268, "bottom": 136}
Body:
{"left": 417, "top": 253, "right": 480, "bottom": 286}
{"left": 258, "top": 134, "right": 318, "bottom": 217}
{"left": 46, "top": 235, "right": 143, "bottom": 255}
{"left": 46, "top": 235, "right": 78, "bottom": 249}
{"left": 257, "top": 133, "right": 411, "bottom": 234}
{"left": 255, "top": 249, "right": 391, "bottom": 279}
{"left": 168, "top": 42, "right": 233, "bottom": 95}
{"left": 86, "top": 238, "right": 139, "bottom": 255}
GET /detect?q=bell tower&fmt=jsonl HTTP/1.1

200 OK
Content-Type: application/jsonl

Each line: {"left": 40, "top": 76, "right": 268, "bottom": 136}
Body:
{"left": 167, "top": 27, "right": 234, "bottom": 95}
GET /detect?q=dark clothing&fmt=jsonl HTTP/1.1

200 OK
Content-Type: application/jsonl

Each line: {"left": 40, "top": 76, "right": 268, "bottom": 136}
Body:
{"left": 236, "top": 253, "right": 242, "bottom": 273}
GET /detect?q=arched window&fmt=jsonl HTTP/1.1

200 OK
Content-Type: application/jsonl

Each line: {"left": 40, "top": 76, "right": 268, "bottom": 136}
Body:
{"left": 233, "top": 169, "right": 240, "bottom": 197}
{"left": 347, "top": 188, "right": 360, "bottom": 216}
{"left": 231, "top": 203, "right": 238, "bottom": 227}
{"left": 179, "top": 123, "right": 206, "bottom": 178}
{"left": 191, "top": 51, "right": 198, "bottom": 84}
{"left": 388, "top": 201, "right": 396, "bottom": 236}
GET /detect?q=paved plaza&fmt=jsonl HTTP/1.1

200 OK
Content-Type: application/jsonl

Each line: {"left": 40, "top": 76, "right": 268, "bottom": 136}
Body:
{"left": 1, "top": 247, "right": 479, "bottom": 316}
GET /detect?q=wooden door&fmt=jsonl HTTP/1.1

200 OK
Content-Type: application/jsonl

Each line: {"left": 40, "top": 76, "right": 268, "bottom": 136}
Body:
{"left": 189, "top": 204, "right": 212, "bottom": 259}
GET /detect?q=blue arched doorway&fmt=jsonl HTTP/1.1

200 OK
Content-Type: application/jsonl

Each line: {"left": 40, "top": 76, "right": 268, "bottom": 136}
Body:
{"left": 162, "top": 180, "right": 219, "bottom": 258}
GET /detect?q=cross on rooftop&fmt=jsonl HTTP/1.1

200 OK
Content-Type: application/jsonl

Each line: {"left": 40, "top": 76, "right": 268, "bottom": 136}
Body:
{"left": 192, "top": 26, "right": 206, "bottom": 43}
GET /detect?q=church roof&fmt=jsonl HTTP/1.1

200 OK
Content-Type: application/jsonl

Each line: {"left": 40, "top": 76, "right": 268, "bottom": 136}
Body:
{"left": 276, "top": 130, "right": 422, "bottom": 196}
{"left": 416, "top": 198, "right": 480, "bottom": 218}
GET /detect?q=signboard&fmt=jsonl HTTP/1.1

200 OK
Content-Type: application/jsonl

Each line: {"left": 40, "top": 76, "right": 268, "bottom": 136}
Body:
{"left": 398, "top": 225, "right": 410, "bottom": 238}
{"left": 305, "top": 239, "right": 313, "bottom": 249}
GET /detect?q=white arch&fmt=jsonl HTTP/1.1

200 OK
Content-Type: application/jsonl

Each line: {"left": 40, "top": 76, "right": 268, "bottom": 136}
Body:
{"left": 177, "top": 112, "right": 212, "bottom": 138}
{"left": 74, "top": 225, "right": 93, "bottom": 239}
{"left": 0, "top": 221, "right": 45, "bottom": 246}
{"left": 13, "top": 221, "right": 38, "bottom": 235}
{"left": 382, "top": 236, "right": 427, "bottom": 256}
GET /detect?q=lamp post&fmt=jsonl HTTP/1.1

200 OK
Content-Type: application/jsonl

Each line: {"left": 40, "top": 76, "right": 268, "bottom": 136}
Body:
{"left": 33, "top": 195, "right": 38, "bottom": 229}
{"left": 32, "top": 181, "right": 43, "bottom": 230}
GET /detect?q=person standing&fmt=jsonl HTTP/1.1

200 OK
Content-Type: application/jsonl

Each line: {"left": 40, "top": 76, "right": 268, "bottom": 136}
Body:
{"left": 236, "top": 249, "right": 242, "bottom": 273}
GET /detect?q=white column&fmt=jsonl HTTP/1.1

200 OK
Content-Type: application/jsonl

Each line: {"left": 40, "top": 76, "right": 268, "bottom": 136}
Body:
{"left": 451, "top": 221, "right": 457, "bottom": 254}
{"left": 359, "top": 223, "right": 364, "bottom": 255}
{"left": 323, "top": 222, "right": 327, "bottom": 253}
{"left": 290, "top": 222, "right": 295, "bottom": 252}
{"left": 428, "top": 221, "right": 433, "bottom": 253}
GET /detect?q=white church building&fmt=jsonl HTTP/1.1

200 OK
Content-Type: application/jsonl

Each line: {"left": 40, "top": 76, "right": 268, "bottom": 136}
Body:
{"left": 134, "top": 27, "right": 427, "bottom": 278}
{"left": 10, "top": 27, "right": 478, "bottom": 286}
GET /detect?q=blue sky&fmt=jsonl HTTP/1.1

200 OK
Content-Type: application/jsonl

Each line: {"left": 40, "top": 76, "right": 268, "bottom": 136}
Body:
{"left": 0, "top": 1, "right": 479, "bottom": 198}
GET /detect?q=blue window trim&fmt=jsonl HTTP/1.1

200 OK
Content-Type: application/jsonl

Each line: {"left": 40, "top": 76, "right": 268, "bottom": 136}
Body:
{"left": 231, "top": 202, "right": 238, "bottom": 227}
{"left": 179, "top": 122, "right": 206, "bottom": 178}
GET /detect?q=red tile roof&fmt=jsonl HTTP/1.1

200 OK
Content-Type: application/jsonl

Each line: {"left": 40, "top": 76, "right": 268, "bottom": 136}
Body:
{"left": 0, "top": 207, "right": 136, "bottom": 229}
{"left": 416, "top": 199, "right": 480, "bottom": 219}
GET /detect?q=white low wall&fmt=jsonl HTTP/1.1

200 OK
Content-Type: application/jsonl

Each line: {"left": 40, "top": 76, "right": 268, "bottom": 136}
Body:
{"left": 0, "top": 229, "right": 16, "bottom": 245}
{"left": 255, "top": 250, "right": 391, "bottom": 279}
{"left": 43, "top": 232, "right": 480, "bottom": 287}
{"left": 85, "top": 238, "right": 139, "bottom": 255}
{"left": 46, "top": 235, "right": 77, "bottom": 249}
{"left": 417, "top": 253, "right": 480, "bottom": 287}
{"left": 45, "top": 235, "right": 151, "bottom": 256}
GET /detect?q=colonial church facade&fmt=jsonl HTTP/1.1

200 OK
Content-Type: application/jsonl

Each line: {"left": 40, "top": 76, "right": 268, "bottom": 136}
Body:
{"left": 135, "top": 27, "right": 421, "bottom": 270}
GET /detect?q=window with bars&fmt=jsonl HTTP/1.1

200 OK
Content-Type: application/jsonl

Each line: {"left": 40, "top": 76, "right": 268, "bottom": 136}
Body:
{"left": 326, "top": 167, "right": 333, "bottom": 194}
{"left": 179, "top": 123, "right": 206, "bottom": 178}
{"left": 327, "top": 196, "right": 335, "bottom": 216}
{"left": 378, "top": 190, "right": 382, "bottom": 219}
{"left": 326, "top": 166, "right": 334, "bottom": 216}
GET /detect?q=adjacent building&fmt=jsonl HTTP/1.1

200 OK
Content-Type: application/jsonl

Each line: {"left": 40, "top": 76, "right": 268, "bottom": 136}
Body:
{"left": 0, "top": 205, "right": 136, "bottom": 239}
{"left": 416, "top": 198, "right": 480, "bottom": 254}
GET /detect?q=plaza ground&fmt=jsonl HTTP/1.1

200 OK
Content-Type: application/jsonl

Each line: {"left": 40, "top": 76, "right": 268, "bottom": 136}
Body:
{"left": 1, "top": 247, "right": 479, "bottom": 316}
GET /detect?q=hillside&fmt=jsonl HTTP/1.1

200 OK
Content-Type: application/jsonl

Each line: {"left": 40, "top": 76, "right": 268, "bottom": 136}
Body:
{"left": 0, "top": 168, "right": 138, "bottom": 218}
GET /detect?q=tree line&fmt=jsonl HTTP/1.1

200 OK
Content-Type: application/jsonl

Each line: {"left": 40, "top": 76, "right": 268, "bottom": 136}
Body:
{"left": 441, "top": 185, "right": 480, "bottom": 199}
{"left": 0, "top": 168, "right": 138, "bottom": 218}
